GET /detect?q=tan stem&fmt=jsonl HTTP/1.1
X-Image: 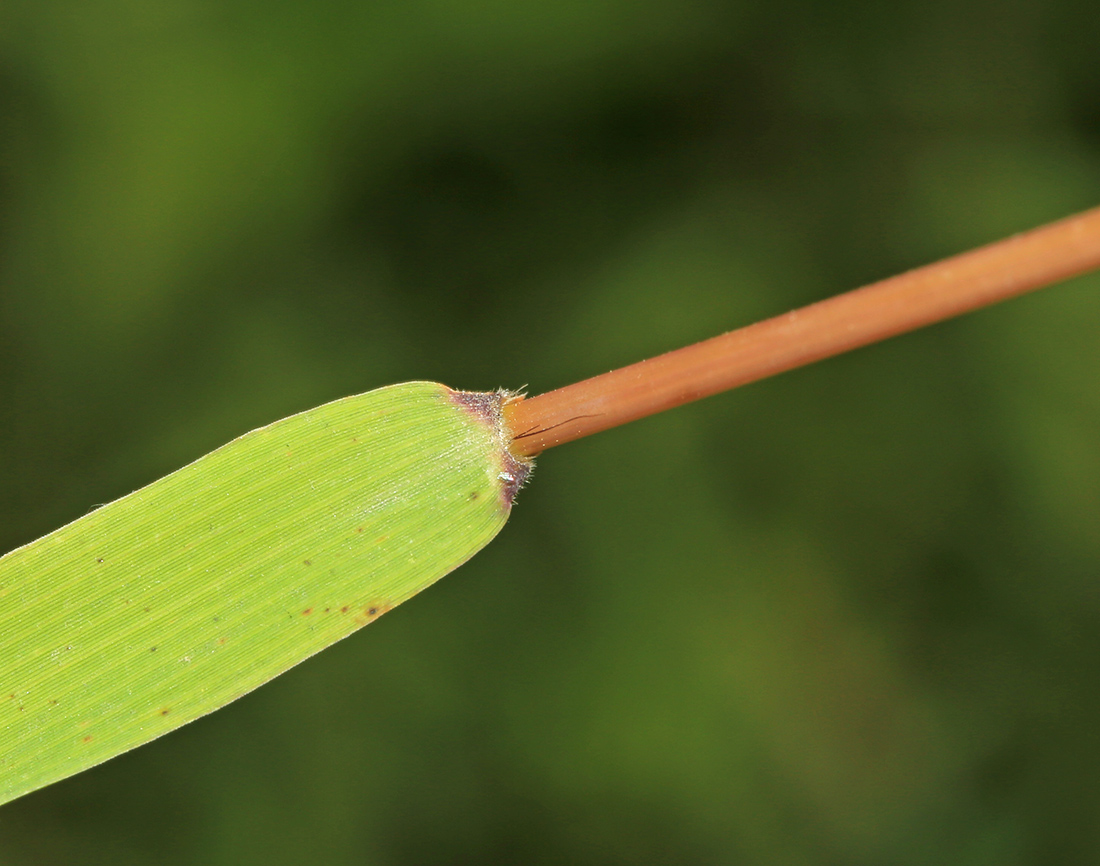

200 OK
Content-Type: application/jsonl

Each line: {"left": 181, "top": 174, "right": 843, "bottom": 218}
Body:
{"left": 505, "top": 204, "right": 1100, "bottom": 456}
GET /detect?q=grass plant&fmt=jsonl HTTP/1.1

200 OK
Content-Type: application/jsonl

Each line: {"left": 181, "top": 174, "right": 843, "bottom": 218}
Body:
{"left": 2, "top": 205, "right": 1099, "bottom": 806}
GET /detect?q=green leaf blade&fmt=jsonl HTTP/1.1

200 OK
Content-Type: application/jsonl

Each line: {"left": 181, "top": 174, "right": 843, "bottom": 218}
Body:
{"left": 0, "top": 381, "right": 529, "bottom": 805}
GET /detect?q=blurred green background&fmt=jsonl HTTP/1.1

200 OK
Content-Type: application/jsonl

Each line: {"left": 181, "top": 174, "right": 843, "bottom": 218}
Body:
{"left": 2, "top": 0, "right": 1099, "bottom": 863}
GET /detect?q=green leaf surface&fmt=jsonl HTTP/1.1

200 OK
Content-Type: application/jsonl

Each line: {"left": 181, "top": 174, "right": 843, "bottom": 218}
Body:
{"left": 0, "top": 381, "right": 530, "bottom": 806}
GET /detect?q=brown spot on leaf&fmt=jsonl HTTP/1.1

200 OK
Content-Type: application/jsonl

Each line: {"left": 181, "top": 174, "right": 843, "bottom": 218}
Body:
{"left": 217, "top": 637, "right": 226, "bottom": 645}
{"left": 356, "top": 526, "right": 364, "bottom": 533}
{"left": 340, "top": 606, "right": 349, "bottom": 614}
{"left": 96, "top": 558, "right": 104, "bottom": 564}
{"left": 469, "top": 491, "right": 479, "bottom": 501}
{"left": 302, "top": 608, "right": 313, "bottom": 616}
{"left": 354, "top": 601, "right": 393, "bottom": 625}
{"left": 303, "top": 559, "right": 312, "bottom": 566}
{"left": 149, "top": 646, "right": 157, "bottom": 652}
{"left": 82, "top": 735, "right": 93, "bottom": 743}
{"left": 160, "top": 708, "right": 171, "bottom": 716}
